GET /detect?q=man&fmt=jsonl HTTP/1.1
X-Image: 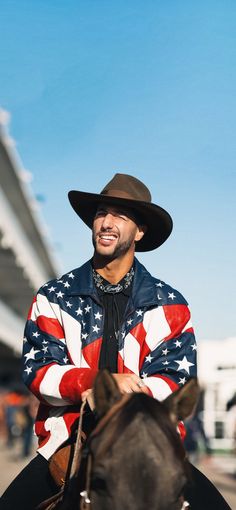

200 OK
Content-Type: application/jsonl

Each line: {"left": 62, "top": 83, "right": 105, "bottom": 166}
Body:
{"left": 1, "top": 174, "right": 229, "bottom": 509}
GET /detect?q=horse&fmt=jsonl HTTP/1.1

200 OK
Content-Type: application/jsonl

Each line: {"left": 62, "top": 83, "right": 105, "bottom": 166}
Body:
{"left": 39, "top": 371, "right": 199, "bottom": 510}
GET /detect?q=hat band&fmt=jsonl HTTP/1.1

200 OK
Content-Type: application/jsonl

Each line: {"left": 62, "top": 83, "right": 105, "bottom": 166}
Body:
{"left": 101, "top": 189, "right": 145, "bottom": 201}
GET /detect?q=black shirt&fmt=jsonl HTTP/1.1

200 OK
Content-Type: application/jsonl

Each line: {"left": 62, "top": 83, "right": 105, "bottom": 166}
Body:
{"left": 92, "top": 268, "right": 134, "bottom": 373}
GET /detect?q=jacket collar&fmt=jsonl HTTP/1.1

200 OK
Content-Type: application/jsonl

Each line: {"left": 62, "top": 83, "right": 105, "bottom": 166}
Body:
{"left": 128, "top": 257, "right": 158, "bottom": 310}
{"left": 67, "top": 257, "right": 159, "bottom": 309}
{"left": 67, "top": 259, "right": 97, "bottom": 298}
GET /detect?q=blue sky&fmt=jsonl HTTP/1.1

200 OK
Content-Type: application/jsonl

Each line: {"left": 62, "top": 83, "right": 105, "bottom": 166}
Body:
{"left": 1, "top": 1, "right": 235, "bottom": 341}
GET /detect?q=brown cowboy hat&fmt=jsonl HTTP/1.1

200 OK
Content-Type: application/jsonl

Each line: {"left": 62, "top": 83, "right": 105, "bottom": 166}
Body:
{"left": 68, "top": 173, "right": 173, "bottom": 252}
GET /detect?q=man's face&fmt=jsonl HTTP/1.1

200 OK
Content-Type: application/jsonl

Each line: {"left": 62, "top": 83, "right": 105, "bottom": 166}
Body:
{"left": 92, "top": 205, "right": 145, "bottom": 260}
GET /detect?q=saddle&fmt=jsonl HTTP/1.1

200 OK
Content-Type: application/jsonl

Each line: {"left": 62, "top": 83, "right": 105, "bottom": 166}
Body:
{"left": 49, "top": 431, "right": 87, "bottom": 488}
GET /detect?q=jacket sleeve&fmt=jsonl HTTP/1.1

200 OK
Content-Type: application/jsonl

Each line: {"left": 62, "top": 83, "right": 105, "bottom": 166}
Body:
{"left": 138, "top": 302, "right": 197, "bottom": 401}
{"left": 22, "top": 289, "right": 98, "bottom": 407}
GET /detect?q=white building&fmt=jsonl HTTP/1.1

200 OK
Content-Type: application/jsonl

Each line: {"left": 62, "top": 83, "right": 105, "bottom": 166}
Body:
{"left": 0, "top": 109, "right": 59, "bottom": 384}
{"left": 198, "top": 337, "right": 236, "bottom": 450}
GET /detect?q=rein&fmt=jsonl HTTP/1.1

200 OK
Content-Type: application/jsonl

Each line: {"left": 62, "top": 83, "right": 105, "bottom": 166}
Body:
{"left": 69, "top": 399, "right": 88, "bottom": 480}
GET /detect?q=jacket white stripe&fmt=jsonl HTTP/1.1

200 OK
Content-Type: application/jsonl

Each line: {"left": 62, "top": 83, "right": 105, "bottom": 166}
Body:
{"left": 61, "top": 309, "right": 82, "bottom": 365}
{"left": 143, "top": 376, "right": 173, "bottom": 401}
{"left": 31, "top": 294, "right": 61, "bottom": 322}
{"left": 143, "top": 307, "right": 171, "bottom": 350}
{"left": 122, "top": 333, "right": 140, "bottom": 374}
{"left": 39, "top": 365, "right": 74, "bottom": 406}
{"left": 37, "top": 411, "right": 69, "bottom": 459}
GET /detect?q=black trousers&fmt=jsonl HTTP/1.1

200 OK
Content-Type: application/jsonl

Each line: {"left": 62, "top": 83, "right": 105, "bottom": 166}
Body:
{"left": 0, "top": 454, "right": 58, "bottom": 510}
{"left": 0, "top": 455, "right": 231, "bottom": 510}
{"left": 185, "top": 462, "right": 231, "bottom": 510}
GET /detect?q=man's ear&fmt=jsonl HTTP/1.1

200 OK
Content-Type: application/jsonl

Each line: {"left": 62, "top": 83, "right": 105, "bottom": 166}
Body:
{"left": 163, "top": 378, "right": 200, "bottom": 424}
{"left": 93, "top": 370, "right": 122, "bottom": 418}
{"left": 135, "top": 224, "right": 147, "bottom": 243}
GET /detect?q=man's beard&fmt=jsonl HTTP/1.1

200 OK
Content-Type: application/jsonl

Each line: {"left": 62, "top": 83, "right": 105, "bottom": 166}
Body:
{"left": 92, "top": 231, "right": 135, "bottom": 260}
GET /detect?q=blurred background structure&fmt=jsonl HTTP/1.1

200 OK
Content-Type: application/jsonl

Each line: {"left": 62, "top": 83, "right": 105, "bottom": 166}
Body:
{"left": 0, "top": 119, "right": 58, "bottom": 385}
{"left": 0, "top": 116, "right": 60, "bottom": 487}
{"left": 198, "top": 338, "right": 236, "bottom": 452}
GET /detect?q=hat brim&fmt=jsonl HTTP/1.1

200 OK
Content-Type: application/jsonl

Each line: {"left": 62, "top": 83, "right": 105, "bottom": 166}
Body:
{"left": 68, "top": 190, "right": 173, "bottom": 252}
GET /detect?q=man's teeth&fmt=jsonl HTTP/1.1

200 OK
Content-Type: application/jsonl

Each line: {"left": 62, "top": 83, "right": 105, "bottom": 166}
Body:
{"left": 100, "top": 235, "right": 117, "bottom": 240}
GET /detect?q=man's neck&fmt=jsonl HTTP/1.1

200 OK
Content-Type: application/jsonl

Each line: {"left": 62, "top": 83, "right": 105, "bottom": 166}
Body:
{"left": 93, "top": 253, "right": 135, "bottom": 284}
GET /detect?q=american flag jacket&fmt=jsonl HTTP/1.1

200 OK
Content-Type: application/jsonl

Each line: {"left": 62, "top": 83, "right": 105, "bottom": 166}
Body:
{"left": 22, "top": 258, "right": 197, "bottom": 459}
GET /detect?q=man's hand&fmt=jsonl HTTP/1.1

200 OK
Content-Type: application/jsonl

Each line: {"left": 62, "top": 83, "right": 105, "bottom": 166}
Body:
{"left": 81, "top": 388, "right": 95, "bottom": 410}
{"left": 81, "top": 374, "right": 150, "bottom": 411}
{"left": 112, "top": 373, "right": 150, "bottom": 395}
{"left": 81, "top": 374, "right": 150, "bottom": 410}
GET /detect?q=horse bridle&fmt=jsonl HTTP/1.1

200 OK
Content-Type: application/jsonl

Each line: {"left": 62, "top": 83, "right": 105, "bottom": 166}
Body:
{"left": 77, "top": 395, "right": 191, "bottom": 510}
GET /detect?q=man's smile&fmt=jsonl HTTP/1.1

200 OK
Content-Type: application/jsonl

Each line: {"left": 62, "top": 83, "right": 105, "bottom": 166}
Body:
{"left": 97, "top": 232, "right": 119, "bottom": 246}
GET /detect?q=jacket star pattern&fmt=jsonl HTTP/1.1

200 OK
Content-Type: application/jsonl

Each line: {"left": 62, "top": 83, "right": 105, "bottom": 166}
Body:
{"left": 22, "top": 258, "right": 197, "bottom": 459}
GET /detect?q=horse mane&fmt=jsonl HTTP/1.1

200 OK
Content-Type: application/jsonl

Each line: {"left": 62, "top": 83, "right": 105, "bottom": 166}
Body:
{"left": 91, "top": 393, "right": 187, "bottom": 468}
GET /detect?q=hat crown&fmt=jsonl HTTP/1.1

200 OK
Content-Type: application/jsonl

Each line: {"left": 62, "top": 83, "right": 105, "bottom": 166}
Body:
{"left": 101, "top": 173, "right": 152, "bottom": 203}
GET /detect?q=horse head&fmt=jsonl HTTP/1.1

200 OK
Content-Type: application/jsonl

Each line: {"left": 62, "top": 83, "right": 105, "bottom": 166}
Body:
{"left": 80, "top": 371, "right": 199, "bottom": 510}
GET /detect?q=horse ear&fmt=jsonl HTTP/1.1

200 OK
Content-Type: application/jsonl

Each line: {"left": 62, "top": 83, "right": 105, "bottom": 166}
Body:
{"left": 93, "top": 370, "right": 122, "bottom": 418}
{"left": 163, "top": 378, "right": 200, "bottom": 424}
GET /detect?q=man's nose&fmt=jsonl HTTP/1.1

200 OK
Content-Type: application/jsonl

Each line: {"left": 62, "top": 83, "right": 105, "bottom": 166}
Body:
{"left": 101, "top": 213, "right": 114, "bottom": 229}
